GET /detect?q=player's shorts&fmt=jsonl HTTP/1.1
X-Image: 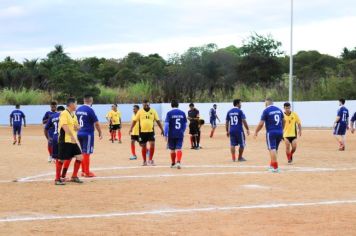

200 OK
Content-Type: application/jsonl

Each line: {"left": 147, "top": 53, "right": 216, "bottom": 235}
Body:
{"left": 78, "top": 133, "right": 95, "bottom": 154}
{"left": 230, "top": 131, "right": 246, "bottom": 147}
{"left": 189, "top": 123, "right": 199, "bottom": 135}
{"left": 111, "top": 124, "right": 121, "bottom": 130}
{"left": 13, "top": 125, "right": 22, "bottom": 135}
{"left": 47, "top": 134, "right": 54, "bottom": 145}
{"left": 266, "top": 131, "right": 283, "bottom": 150}
{"left": 334, "top": 123, "right": 347, "bottom": 135}
{"left": 168, "top": 137, "right": 184, "bottom": 150}
{"left": 58, "top": 142, "right": 82, "bottom": 160}
{"left": 210, "top": 119, "right": 217, "bottom": 128}
{"left": 139, "top": 132, "right": 155, "bottom": 144}
{"left": 131, "top": 135, "right": 139, "bottom": 142}
{"left": 52, "top": 135, "right": 59, "bottom": 159}
{"left": 285, "top": 136, "right": 297, "bottom": 143}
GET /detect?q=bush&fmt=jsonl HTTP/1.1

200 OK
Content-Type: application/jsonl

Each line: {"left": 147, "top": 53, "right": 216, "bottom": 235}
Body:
{"left": 0, "top": 89, "right": 51, "bottom": 105}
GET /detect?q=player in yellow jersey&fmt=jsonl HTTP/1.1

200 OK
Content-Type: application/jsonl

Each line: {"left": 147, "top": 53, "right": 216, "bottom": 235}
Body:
{"left": 130, "top": 105, "right": 140, "bottom": 160}
{"left": 283, "top": 102, "right": 302, "bottom": 164}
{"left": 129, "top": 99, "right": 164, "bottom": 166}
{"left": 106, "top": 104, "right": 122, "bottom": 143}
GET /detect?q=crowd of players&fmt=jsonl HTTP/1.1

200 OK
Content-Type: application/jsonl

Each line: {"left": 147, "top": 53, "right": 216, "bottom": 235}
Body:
{"left": 8, "top": 97, "right": 355, "bottom": 185}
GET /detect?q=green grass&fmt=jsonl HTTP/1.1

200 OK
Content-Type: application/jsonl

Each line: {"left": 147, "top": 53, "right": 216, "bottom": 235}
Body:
{"left": 0, "top": 89, "right": 51, "bottom": 105}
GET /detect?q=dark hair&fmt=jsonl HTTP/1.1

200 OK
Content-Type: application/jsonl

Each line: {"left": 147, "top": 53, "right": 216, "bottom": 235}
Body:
{"left": 112, "top": 104, "right": 117, "bottom": 107}
{"left": 84, "top": 94, "right": 93, "bottom": 99}
{"left": 189, "top": 103, "right": 194, "bottom": 107}
{"left": 15, "top": 104, "right": 20, "bottom": 109}
{"left": 50, "top": 101, "right": 57, "bottom": 106}
{"left": 339, "top": 98, "right": 346, "bottom": 105}
{"left": 133, "top": 105, "right": 140, "bottom": 109}
{"left": 233, "top": 99, "right": 241, "bottom": 106}
{"left": 213, "top": 104, "right": 217, "bottom": 107}
{"left": 284, "top": 102, "right": 291, "bottom": 107}
{"left": 66, "top": 98, "right": 76, "bottom": 106}
{"left": 171, "top": 100, "right": 179, "bottom": 108}
{"left": 57, "top": 106, "right": 65, "bottom": 111}
{"left": 143, "top": 99, "right": 149, "bottom": 104}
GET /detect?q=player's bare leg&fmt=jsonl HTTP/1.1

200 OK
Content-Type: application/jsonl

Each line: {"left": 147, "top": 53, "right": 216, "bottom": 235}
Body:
{"left": 268, "top": 150, "right": 279, "bottom": 173}
{"left": 210, "top": 127, "right": 216, "bottom": 138}
{"left": 141, "top": 143, "right": 148, "bottom": 166}
{"left": 13, "top": 135, "right": 17, "bottom": 145}
{"left": 238, "top": 147, "right": 246, "bottom": 162}
{"left": 148, "top": 141, "right": 155, "bottom": 166}
{"left": 230, "top": 146, "right": 236, "bottom": 162}
{"left": 18, "top": 135, "right": 21, "bottom": 145}
{"left": 334, "top": 135, "right": 345, "bottom": 150}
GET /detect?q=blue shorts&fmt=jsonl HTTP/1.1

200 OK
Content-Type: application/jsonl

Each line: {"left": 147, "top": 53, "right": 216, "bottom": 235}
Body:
{"left": 266, "top": 131, "right": 283, "bottom": 150}
{"left": 48, "top": 134, "right": 54, "bottom": 145}
{"left": 210, "top": 119, "right": 217, "bottom": 128}
{"left": 78, "top": 133, "right": 95, "bottom": 154}
{"left": 52, "top": 135, "right": 59, "bottom": 159}
{"left": 230, "top": 131, "right": 245, "bottom": 147}
{"left": 168, "top": 137, "right": 183, "bottom": 150}
{"left": 13, "top": 125, "right": 21, "bottom": 135}
{"left": 334, "top": 123, "right": 347, "bottom": 135}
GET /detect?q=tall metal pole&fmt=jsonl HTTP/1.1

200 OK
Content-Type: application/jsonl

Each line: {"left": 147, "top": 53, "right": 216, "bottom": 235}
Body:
{"left": 289, "top": 0, "right": 294, "bottom": 105}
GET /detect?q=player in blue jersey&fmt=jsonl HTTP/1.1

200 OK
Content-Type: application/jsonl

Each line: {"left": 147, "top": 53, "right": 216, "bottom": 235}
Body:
{"left": 76, "top": 95, "right": 103, "bottom": 177}
{"left": 42, "top": 101, "right": 58, "bottom": 161}
{"left": 10, "top": 104, "right": 26, "bottom": 145}
{"left": 226, "top": 99, "right": 250, "bottom": 162}
{"left": 254, "top": 98, "right": 284, "bottom": 173}
{"left": 350, "top": 111, "right": 356, "bottom": 134}
{"left": 164, "top": 100, "right": 187, "bottom": 169}
{"left": 44, "top": 106, "right": 65, "bottom": 164}
{"left": 209, "top": 104, "right": 220, "bottom": 138}
{"left": 333, "top": 98, "right": 349, "bottom": 151}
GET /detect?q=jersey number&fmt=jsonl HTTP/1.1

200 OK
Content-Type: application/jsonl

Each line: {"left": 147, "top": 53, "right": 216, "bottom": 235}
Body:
{"left": 342, "top": 113, "right": 347, "bottom": 122}
{"left": 53, "top": 122, "right": 58, "bottom": 135}
{"left": 79, "top": 116, "right": 84, "bottom": 127}
{"left": 274, "top": 115, "right": 280, "bottom": 126}
{"left": 14, "top": 115, "right": 21, "bottom": 122}
{"left": 175, "top": 119, "right": 181, "bottom": 129}
{"left": 230, "top": 116, "right": 238, "bottom": 125}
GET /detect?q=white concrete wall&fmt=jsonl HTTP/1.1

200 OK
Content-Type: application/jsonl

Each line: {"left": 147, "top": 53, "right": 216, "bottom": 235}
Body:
{"left": 1, "top": 101, "right": 355, "bottom": 127}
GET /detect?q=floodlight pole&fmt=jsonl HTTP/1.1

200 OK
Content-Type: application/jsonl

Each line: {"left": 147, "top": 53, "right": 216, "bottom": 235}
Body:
{"left": 289, "top": 0, "right": 294, "bottom": 106}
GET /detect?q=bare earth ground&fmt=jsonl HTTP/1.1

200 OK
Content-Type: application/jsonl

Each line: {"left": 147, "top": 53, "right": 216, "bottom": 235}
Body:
{"left": 1, "top": 124, "right": 356, "bottom": 236}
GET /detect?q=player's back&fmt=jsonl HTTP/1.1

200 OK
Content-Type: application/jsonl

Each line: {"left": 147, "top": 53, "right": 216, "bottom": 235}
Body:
{"left": 167, "top": 109, "right": 187, "bottom": 138}
{"left": 11, "top": 109, "right": 24, "bottom": 125}
{"left": 188, "top": 109, "right": 199, "bottom": 124}
{"left": 226, "top": 108, "right": 245, "bottom": 133}
{"left": 46, "top": 112, "right": 60, "bottom": 137}
{"left": 262, "top": 106, "right": 284, "bottom": 133}
{"left": 210, "top": 108, "right": 216, "bottom": 120}
{"left": 76, "top": 105, "right": 98, "bottom": 134}
{"left": 337, "top": 106, "right": 349, "bottom": 126}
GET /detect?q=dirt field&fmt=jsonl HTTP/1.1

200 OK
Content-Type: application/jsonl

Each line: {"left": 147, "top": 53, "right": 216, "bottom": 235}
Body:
{"left": 1, "top": 124, "right": 356, "bottom": 236}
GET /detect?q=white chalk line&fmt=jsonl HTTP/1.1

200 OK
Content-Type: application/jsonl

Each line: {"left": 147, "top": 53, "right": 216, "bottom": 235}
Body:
{"left": 1, "top": 199, "right": 356, "bottom": 223}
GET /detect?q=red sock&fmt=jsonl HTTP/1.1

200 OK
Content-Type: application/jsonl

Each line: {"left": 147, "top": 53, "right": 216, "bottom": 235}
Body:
{"left": 61, "top": 160, "right": 71, "bottom": 178}
{"left": 142, "top": 146, "right": 147, "bottom": 162}
{"left": 131, "top": 143, "right": 136, "bottom": 156}
{"left": 232, "top": 154, "right": 236, "bottom": 161}
{"left": 286, "top": 153, "right": 291, "bottom": 161}
{"left": 149, "top": 146, "right": 155, "bottom": 161}
{"left": 177, "top": 150, "right": 182, "bottom": 162}
{"left": 48, "top": 144, "right": 53, "bottom": 156}
{"left": 118, "top": 130, "right": 122, "bottom": 141}
{"left": 55, "top": 160, "right": 63, "bottom": 181}
{"left": 210, "top": 130, "right": 214, "bottom": 138}
{"left": 271, "top": 162, "right": 278, "bottom": 169}
{"left": 113, "top": 131, "right": 117, "bottom": 140}
{"left": 72, "top": 160, "right": 81, "bottom": 178}
{"left": 82, "top": 154, "right": 90, "bottom": 174}
{"left": 190, "top": 136, "right": 193, "bottom": 147}
{"left": 170, "top": 152, "right": 176, "bottom": 164}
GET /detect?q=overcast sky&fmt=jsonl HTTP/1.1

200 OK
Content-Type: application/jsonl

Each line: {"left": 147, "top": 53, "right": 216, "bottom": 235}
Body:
{"left": 1, "top": 0, "right": 355, "bottom": 61}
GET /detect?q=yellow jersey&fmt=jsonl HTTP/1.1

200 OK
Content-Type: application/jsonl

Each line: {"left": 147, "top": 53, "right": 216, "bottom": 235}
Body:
{"left": 283, "top": 111, "right": 301, "bottom": 138}
{"left": 106, "top": 110, "right": 121, "bottom": 125}
{"left": 131, "top": 114, "right": 140, "bottom": 136}
{"left": 134, "top": 108, "right": 159, "bottom": 133}
{"left": 58, "top": 109, "right": 79, "bottom": 143}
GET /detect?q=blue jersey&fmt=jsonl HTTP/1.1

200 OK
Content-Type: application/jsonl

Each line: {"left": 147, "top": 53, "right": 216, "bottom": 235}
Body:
{"left": 165, "top": 108, "right": 187, "bottom": 138}
{"left": 226, "top": 108, "right": 246, "bottom": 133}
{"left": 336, "top": 106, "right": 349, "bottom": 126}
{"left": 42, "top": 111, "right": 56, "bottom": 124}
{"left": 261, "top": 106, "right": 284, "bottom": 133}
{"left": 10, "top": 110, "right": 25, "bottom": 126}
{"left": 76, "top": 105, "right": 99, "bottom": 135}
{"left": 210, "top": 108, "right": 217, "bottom": 121}
{"left": 45, "top": 112, "right": 60, "bottom": 139}
{"left": 351, "top": 112, "right": 356, "bottom": 123}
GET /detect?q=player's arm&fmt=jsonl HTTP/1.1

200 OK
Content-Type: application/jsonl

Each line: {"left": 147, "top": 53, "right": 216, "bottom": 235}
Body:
{"left": 351, "top": 119, "right": 355, "bottom": 134}
{"left": 9, "top": 115, "right": 12, "bottom": 127}
{"left": 242, "top": 119, "right": 250, "bottom": 136}
{"left": 254, "top": 121, "right": 265, "bottom": 138}
{"left": 44, "top": 119, "right": 51, "bottom": 140}
{"left": 156, "top": 120, "right": 164, "bottom": 135}
{"left": 23, "top": 115, "right": 26, "bottom": 127}
{"left": 225, "top": 119, "right": 230, "bottom": 137}
{"left": 95, "top": 121, "right": 103, "bottom": 139}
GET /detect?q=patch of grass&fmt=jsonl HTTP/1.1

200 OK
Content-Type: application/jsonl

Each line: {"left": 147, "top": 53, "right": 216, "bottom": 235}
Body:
{"left": 0, "top": 89, "right": 51, "bottom": 105}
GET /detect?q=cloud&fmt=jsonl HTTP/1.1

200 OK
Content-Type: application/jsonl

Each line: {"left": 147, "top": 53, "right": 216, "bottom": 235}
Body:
{"left": 0, "top": 5, "right": 26, "bottom": 18}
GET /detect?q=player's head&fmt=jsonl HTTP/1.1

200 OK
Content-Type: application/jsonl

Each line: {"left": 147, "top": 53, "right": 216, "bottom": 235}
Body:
{"left": 213, "top": 104, "right": 217, "bottom": 109}
{"left": 15, "top": 104, "right": 20, "bottom": 109}
{"left": 133, "top": 105, "right": 139, "bottom": 113}
{"left": 284, "top": 102, "right": 291, "bottom": 114}
{"left": 339, "top": 98, "right": 346, "bottom": 106}
{"left": 83, "top": 94, "right": 93, "bottom": 106}
{"left": 66, "top": 98, "right": 77, "bottom": 111}
{"left": 233, "top": 99, "right": 241, "bottom": 108}
{"left": 142, "top": 99, "right": 150, "bottom": 110}
{"left": 265, "top": 98, "right": 273, "bottom": 107}
{"left": 189, "top": 103, "right": 194, "bottom": 110}
{"left": 171, "top": 100, "right": 179, "bottom": 108}
{"left": 112, "top": 104, "right": 118, "bottom": 111}
{"left": 57, "top": 106, "right": 65, "bottom": 113}
{"left": 50, "top": 101, "right": 57, "bottom": 112}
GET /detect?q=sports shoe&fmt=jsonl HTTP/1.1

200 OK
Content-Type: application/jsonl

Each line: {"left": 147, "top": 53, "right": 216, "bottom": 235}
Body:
{"left": 288, "top": 156, "right": 293, "bottom": 164}
{"left": 70, "top": 177, "right": 84, "bottom": 184}
{"left": 171, "top": 163, "right": 176, "bottom": 168}
{"left": 238, "top": 157, "right": 247, "bottom": 162}
{"left": 48, "top": 156, "right": 53, "bottom": 163}
{"left": 148, "top": 160, "right": 156, "bottom": 166}
{"left": 269, "top": 168, "right": 280, "bottom": 173}
{"left": 176, "top": 163, "right": 181, "bottom": 169}
{"left": 118, "top": 140, "right": 122, "bottom": 144}
{"left": 194, "top": 146, "right": 200, "bottom": 150}
{"left": 142, "top": 161, "right": 148, "bottom": 166}
{"left": 130, "top": 155, "right": 138, "bottom": 160}
{"left": 339, "top": 145, "right": 345, "bottom": 151}
{"left": 81, "top": 172, "right": 96, "bottom": 178}
{"left": 60, "top": 177, "right": 69, "bottom": 182}
{"left": 55, "top": 180, "right": 65, "bottom": 185}
{"left": 13, "top": 140, "right": 17, "bottom": 145}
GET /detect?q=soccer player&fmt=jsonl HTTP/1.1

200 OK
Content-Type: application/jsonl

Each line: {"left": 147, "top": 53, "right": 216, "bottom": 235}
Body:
{"left": 55, "top": 98, "right": 83, "bottom": 185}
{"left": 209, "top": 104, "right": 220, "bottom": 138}
{"left": 130, "top": 105, "right": 140, "bottom": 160}
{"left": 197, "top": 118, "right": 205, "bottom": 149}
{"left": 129, "top": 99, "right": 164, "bottom": 166}
{"left": 188, "top": 103, "right": 200, "bottom": 150}
{"left": 76, "top": 95, "right": 103, "bottom": 177}
{"left": 254, "top": 98, "right": 284, "bottom": 173}
{"left": 333, "top": 98, "right": 349, "bottom": 151}
{"left": 9, "top": 104, "right": 26, "bottom": 145}
{"left": 44, "top": 106, "right": 65, "bottom": 164}
{"left": 350, "top": 112, "right": 356, "bottom": 134}
{"left": 106, "top": 104, "right": 122, "bottom": 143}
{"left": 42, "top": 101, "right": 58, "bottom": 161}
{"left": 164, "top": 100, "right": 187, "bottom": 169}
{"left": 226, "top": 99, "right": 250, "bottom": 162}
{"left": 283, "top": 102, "right": 302, "bottom": 164}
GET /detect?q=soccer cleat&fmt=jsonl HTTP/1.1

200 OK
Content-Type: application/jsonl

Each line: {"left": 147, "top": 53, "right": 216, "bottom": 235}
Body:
{"left": 48, "top": 156, "right": 53, "bottom": 163}
{"left": 288, "top": 156, "right": 293, "bottom": 164}
{"left": 237, "top": 157, "right": 247, "bottom": 162}
{"left": 232, "top": 158, "right": 236, "bottom": 162}
{"left": 130, "top": 155, "right": 138, "bottom": 160}
{"left": 71, "top": 177, "right": 83, "bottom": 184}
{"left": 148, "top": 160, "right": 156, "bottom": 166}
{"left": 60, "top": 177, "right": 69, "bottom": 182}
{"left": 13, "top": 140, "right": 17, "bottom": 145}
{"left": 194, "top": 146, "right": 200, "bottom": 150}
{"left": 142, "top": 161, "right": 148, "bottom": 166}
{"left": 171, "top": 163, "right": 176, "bottom": 168}
{"left": 118, "top": 140, "right": 122, "bottom": 144}
{"left": 269, "top": 168, "right": 280, "bottom": 173}
{"left": 55, "top": 180, "right": 66, "bottom": 185}
{"left": 176, "top": 163, "right": 181, "bottom": 169}
{"left": 339, "top": 145, "right": 345, "bottom": 151}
